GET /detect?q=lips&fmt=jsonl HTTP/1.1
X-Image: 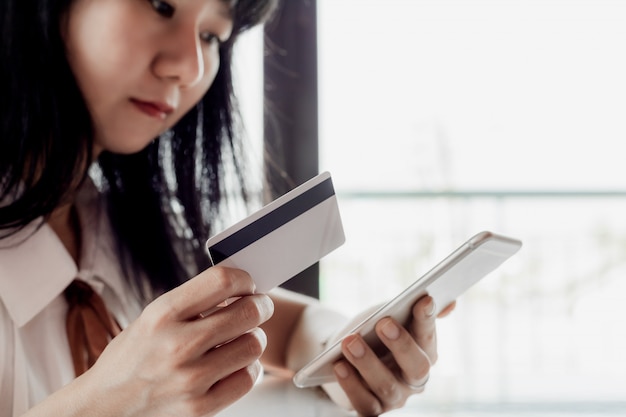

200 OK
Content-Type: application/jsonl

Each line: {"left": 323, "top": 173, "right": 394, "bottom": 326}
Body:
{"left": 130, "top": 98, "right": 174, "bottom": 120}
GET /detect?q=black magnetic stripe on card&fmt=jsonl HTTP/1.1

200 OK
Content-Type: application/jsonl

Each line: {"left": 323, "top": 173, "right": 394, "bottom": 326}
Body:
{"left": 208, "top": 177, "right": 335, "bottom": 264}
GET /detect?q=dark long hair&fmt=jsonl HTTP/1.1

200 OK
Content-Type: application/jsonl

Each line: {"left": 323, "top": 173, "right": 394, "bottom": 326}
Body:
{"left": 0, "top": 0, "right": 278, "bottom": 297}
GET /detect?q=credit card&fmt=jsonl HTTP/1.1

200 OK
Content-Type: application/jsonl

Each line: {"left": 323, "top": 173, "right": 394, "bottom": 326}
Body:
{"left": 205, "top": 172, "right": 345, "bottom": 293}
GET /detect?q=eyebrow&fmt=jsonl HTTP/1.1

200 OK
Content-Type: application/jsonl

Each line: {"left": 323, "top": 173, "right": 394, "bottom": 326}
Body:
{"left": 217, "top": 0, "right": 236, "bottom": 19}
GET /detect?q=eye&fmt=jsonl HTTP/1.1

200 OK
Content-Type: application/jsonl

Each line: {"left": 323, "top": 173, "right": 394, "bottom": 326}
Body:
{"left": 199, "top": 32, "right": 221, "bottom": 46}
{"left": 149, "top": 0, "right": 174, "bottom": 18}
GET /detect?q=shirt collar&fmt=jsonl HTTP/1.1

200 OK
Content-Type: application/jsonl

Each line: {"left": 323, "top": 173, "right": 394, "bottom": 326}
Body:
{"left": 0, "top": 179, "right": 129, "bottom": 327}
{"left": 0, "top": 222, "right": 77, "bottom": 327}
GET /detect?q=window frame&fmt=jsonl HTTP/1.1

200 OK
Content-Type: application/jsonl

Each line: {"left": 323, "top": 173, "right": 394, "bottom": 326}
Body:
{"left": 264, "top": 0, "right": 320, "bottom": 297}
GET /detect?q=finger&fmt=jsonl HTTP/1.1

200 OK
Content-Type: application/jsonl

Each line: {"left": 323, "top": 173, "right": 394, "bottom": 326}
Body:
{"left": 332, "top": 360, "right": 384, "bottom": 417}
{"left": 340, "top": 334, "right": 412, "bottom": 411}
{"left": 375, "top": 317, "right": 431, "bottom": 390}
{"left": 409, "top": 296, "right": 438, "bottom": 363}
{"left": 195, "top": 360, "right": 264, "bottom": 415}
{"left": 196, "top": 328, "right": 268, "bottom": 389}
{"left": 437, "top": 300, "right": 457, "bottom": 318}
{"left": 185, "top": 294, "right": 274, "bottom": 354}
{"left": 154, "top": 266, "right": 256, "bottom": 321}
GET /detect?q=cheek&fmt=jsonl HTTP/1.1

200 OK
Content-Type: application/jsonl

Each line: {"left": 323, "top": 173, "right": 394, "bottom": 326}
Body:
{"left": 180, "top": 50, "right": 222, "bottom": 113}
{"left": 200, "top": 47, "right": 222, "bottom": 97}
{"left": 64, "top": 7, "right": 141, "bottom": 110}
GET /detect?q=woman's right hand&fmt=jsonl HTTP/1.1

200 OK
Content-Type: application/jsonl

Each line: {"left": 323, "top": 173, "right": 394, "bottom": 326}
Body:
{"left": 75, "top": 266, "right": 273, "bottom": 417}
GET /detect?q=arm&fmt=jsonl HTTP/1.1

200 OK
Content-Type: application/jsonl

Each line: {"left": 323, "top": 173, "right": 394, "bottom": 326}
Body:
{"left": 261, "top": 287, "right": 348, "bottom": 375}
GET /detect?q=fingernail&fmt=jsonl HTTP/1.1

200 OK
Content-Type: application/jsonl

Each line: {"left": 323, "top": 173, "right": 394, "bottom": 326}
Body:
{"left": 254, "top": 328, "right": 268, "bottom": 350}
{"left": 334, "top": 362, "right": 349, "bottom": 379}
{"left": 425, "top": 299, "right": 436, "bottom": 317}
{"left": 381, "top": 319, "right": 400, "bottom": 340}
{"left": 250, "top": 360, "right": 262, "bottom": 384}
{"left": 346, "top": 337, "right": 366, "bottom": 358}
{"left": 262, "top": 295, "right": 275, "bottom": 318}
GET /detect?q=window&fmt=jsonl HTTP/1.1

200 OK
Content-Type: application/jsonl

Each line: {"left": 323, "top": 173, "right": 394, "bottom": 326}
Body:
{"left": 318, "top": 0, "right": 626, "bottom": 413}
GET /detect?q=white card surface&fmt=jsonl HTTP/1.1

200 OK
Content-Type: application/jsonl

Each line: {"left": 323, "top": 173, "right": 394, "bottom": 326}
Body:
{"left": 205, "top": 172, "right": 345, "bottom": 293}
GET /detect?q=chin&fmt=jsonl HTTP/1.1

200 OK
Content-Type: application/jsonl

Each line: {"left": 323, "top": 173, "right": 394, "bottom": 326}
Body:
{"left": 95, "top": 133, "right": 159, "bottom": 156}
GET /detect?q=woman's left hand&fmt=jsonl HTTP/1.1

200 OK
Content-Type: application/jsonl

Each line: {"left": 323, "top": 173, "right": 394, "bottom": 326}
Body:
{"left": 328, "top": 296, "right": 455, "bottom": 416}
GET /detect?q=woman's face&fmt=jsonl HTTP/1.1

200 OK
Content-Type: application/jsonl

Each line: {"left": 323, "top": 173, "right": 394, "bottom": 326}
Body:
{"left": 64, "top": 0, "right": 234, "bottom": 155}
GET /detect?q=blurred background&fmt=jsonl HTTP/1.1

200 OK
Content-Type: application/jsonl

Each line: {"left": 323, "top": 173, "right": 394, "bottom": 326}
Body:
{"left": 233, "top": 0, "right": 626, "bottom": 415}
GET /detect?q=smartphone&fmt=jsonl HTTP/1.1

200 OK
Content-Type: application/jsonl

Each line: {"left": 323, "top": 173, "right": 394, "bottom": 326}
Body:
{"left": 292, "top": 231, "right": 522, "bottom": 388}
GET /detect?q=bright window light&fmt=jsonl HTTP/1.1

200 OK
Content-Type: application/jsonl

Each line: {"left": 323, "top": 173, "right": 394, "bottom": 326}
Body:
{"left": 318, "top": 0, "right": 626, "bottom": 413}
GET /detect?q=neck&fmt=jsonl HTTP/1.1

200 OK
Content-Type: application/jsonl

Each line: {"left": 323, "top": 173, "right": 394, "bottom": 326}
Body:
{"left": 48, "top": 204, "right": 82, "bottom": 265}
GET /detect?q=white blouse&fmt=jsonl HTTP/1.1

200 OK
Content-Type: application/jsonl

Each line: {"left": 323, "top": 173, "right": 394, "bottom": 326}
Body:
{"left": 0, "top": 183, "right": 144, "bottom": 416}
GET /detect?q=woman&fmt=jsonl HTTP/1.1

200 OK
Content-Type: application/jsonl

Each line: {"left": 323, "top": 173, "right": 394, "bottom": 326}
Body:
{"left": 0, "top": 1, "right": 447, "bottom": 416}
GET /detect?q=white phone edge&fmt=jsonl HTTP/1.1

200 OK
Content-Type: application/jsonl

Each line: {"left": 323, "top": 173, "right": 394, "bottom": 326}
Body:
{"left": 292, "top": 231, "right": 522, "bottom": 388}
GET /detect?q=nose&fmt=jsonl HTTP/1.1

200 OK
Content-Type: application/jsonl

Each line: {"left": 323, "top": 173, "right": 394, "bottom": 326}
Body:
{"left": 153, "top": 25, "right": 205, "bottom": 87}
